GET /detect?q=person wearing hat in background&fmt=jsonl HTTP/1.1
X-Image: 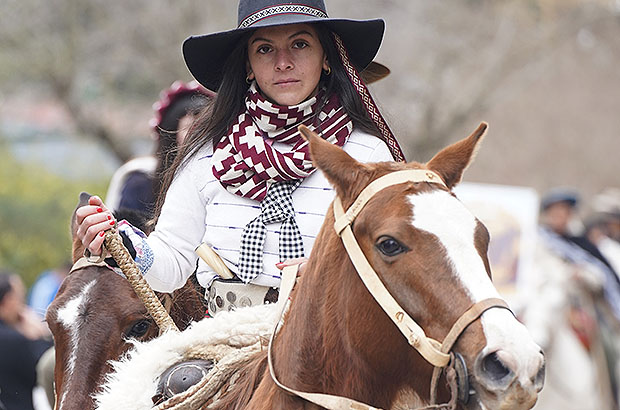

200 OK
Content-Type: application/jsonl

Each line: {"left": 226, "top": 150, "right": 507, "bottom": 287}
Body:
{"left": 520, "top": 188, "right": 620, "bottom": 410}
{"left": 587, "top": 188, "right": 620, "bottom": 277}
{"left": 105, "top": 81, "right": 215, "bottom": 218}
{"left": 74, "top": 0, "right": 404, "bottom": 313}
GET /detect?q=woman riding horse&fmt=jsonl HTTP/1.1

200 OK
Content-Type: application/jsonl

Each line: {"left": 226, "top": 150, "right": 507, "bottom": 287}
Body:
{"left": 75, "top": 0, "right": 404, "bottom": 309}
{"left": 94, "top": 124, "right": 546, "bottom": 410}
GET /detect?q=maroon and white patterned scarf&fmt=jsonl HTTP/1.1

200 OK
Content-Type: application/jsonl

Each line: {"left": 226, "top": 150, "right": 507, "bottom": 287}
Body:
{"left": 212, "top": 82, "right": 353, "bottom": 201}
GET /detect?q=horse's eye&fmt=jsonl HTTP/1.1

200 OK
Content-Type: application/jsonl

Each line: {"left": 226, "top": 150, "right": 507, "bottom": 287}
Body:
{"left": 376, "top": 236, "right": 407, "bottom": 257}
{"left": 127, "top": 319, "right": 152, "bottom": 338}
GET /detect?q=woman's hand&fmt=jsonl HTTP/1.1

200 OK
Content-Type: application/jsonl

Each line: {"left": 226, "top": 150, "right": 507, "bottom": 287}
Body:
{"left": 75, "top": 195, "right": 116, "bottom": 257}
{"left": 276, "top": 257, "right": 308, "bottom": 276}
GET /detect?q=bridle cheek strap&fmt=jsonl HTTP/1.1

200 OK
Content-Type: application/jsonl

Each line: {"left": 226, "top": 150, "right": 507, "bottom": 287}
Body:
{"left": 334, "top": 198, "right": 449, "bottom": 367}
{"left": 333, "top": 169, "right": 451, "bottom": 367}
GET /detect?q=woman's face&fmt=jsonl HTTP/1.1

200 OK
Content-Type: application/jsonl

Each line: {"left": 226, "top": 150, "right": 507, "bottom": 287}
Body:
{"left": 247, "top": 23, "right": 328, "bottom": 106}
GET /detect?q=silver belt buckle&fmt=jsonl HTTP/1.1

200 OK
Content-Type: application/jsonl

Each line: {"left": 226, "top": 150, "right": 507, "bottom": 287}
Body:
{"left": 206, "top": 279, "right": 278, "bottom": 315}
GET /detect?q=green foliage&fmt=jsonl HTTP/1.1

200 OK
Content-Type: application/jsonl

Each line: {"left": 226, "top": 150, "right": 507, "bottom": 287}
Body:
{"left": 0, "top": 149, "right": 107, "bottom": 289}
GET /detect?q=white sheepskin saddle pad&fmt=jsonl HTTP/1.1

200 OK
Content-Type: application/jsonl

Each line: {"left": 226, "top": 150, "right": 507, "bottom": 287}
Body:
{"left": 95, "top": 303, "right": 278, "bottom": 410}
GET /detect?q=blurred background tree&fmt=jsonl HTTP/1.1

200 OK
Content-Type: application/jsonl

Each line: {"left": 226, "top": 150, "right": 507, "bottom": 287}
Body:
{"left": 0, "top": 0, "right": 618, "bottom": 286}
{"left": 0, "top": 145, "right": 106, "bottom": 286}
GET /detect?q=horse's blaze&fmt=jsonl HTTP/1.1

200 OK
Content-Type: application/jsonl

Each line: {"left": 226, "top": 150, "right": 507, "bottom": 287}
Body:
{"left": 49, "top": 279, "right": 97, "bottom": 409}
{"left": 408, "top": 189, "right": 543, "bottom": 406}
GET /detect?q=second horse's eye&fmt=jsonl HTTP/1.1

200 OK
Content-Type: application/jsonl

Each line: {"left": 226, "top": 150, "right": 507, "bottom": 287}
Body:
{"left": 126, "top": 319, "right": 151, "bottom": 339}
{"left": 376, "top": 236, "right": 407, "bottom": 257}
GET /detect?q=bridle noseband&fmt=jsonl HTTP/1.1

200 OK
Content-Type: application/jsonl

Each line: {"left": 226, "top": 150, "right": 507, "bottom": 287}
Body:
{"left": 269, "top": 169, "right": 512, "bottom": 410}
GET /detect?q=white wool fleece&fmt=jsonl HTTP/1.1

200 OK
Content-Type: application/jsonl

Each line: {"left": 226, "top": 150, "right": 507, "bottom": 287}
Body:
{"left": 95, "top": 304, "right": 278, "bottom": 410}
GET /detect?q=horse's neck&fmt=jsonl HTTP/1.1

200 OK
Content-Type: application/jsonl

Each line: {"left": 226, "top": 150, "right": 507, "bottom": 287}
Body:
{"left": 268, "top": 228, "right": 392, "bottom": 406}
{"left": 166, "top": 281, "right": 205, "bottom": 330}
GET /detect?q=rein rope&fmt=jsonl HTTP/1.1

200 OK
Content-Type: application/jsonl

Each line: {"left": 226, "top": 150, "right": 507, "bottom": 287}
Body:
{"left": 102, "top": 226, "right": 179, "bottom": 333}
{"left": 72, "top": 225, "right": 180, "bottom": 334}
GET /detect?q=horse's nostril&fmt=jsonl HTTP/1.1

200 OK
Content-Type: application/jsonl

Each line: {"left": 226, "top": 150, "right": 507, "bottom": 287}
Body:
{"left": 481, "top": 351, "right": 512, "bottom": 382}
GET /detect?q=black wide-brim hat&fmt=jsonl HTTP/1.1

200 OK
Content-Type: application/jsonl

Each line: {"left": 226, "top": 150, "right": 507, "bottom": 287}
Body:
{"left": 183, "top": 0, "right": 385, "bottom": 91}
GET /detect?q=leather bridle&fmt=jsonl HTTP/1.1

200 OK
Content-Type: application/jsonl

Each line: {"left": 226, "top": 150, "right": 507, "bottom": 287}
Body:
{"left": 269, "top": 169, "right": 512, "bottom": 409}
{"left": 68, "top": 256, "right": 111, "bottom": 275}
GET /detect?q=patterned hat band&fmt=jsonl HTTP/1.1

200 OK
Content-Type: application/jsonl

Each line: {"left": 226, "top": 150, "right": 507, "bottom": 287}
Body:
{"left": 238, "top": 5, "right": 328, "bottom": 29}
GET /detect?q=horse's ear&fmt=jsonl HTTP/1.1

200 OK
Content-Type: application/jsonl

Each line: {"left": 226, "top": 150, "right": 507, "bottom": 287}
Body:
{"left": 426, "top": 122, "right": 488, "bottom": 189}
{"left": 70, "top": 192, "right": 92, "bottom": 262}
{"left": 299, "top": 125, "right": 370, "bottom": 199}
{"left": 71, "top": 192, "right": 91, "bottom": 232}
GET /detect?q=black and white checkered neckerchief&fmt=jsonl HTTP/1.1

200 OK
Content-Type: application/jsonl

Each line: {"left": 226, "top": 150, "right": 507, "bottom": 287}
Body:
{"left": 237, "top": 180, "right": 304, "bottom": 283}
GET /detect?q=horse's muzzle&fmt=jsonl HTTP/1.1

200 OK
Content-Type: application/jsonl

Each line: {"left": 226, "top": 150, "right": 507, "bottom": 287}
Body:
{"left": 472, "top": 348, "right": 545, "bottom": 409}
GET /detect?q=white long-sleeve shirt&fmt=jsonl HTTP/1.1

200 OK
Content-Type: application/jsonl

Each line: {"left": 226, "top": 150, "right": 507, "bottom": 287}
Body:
{"left": 140, "top": 129, "right": 393, "bottom": 292}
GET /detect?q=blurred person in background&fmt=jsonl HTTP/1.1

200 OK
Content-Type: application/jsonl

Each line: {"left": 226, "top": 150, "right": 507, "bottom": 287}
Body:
{"left": 586, "top": 216, "right": 620, "bottom": 278}
{"left": 105, "top": 81, "right": 215, "bottom": 218}
{"left": 593, "top": 188, "right": 620, "bottom": 243}
{"left": 28, "top": 262, "right": 70, "bottom": 319}
{"left": 0, "top": 271, "right": 52, "bottom": 410}
{"left": 27, "top": 263, "right": 70, "bottom": 409}
{"left": 521, "top": 188, "right": 620, "bottom": 409}
{"left": 587, "top": 188, "right": 620, "bottom": 276}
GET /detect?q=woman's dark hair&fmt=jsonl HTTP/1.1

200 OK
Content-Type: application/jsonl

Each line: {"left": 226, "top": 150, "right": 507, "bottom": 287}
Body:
{"left": 154, "top": 25, "right": 381, "bottom": 218}
{"left": 314, "top": 25, "right": 381, "bottom": 137}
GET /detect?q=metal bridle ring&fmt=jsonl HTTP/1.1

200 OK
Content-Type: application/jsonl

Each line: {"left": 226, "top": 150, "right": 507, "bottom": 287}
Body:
{"left": 83, "top": 248, "right": 106, "bottom": 263}
{"left": 452, "top": 352, "right": 470, "bottom": 404}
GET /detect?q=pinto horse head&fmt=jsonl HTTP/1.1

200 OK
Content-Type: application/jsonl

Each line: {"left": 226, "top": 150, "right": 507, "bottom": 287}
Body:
{"left": 45, "top": 193, "right": 205, "bottom": 410}
{"left": 256, "top": 124, "right": 545, "bottom": 410}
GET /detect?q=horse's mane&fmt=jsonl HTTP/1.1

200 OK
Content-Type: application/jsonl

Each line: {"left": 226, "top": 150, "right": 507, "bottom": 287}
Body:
{"left": 209, "top": 352, "right": 269, "bottom": 410}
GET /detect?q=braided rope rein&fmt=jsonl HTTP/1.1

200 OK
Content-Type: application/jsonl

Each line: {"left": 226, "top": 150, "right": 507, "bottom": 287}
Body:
{"left": 103, "top": 227, "right": 179, "bottom": 334}
{"left": 102, "top": 227, "right": 265, "bottom": 409}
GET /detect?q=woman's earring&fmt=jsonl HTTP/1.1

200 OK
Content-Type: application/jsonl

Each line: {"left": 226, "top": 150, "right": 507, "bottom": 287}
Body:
{"left": 246, "top": 75, "right": 253, "bottom": 84}
{"left": 324, "top": 66, "right": 331, "bottom": 76}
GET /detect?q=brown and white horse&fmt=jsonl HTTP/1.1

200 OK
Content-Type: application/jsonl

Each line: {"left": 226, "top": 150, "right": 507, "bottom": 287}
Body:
{"left": 45, "top": 202, "right": 205, "bottom": 410}
{"left": 203, "top": 123, "right": 545, "bottom": 410}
